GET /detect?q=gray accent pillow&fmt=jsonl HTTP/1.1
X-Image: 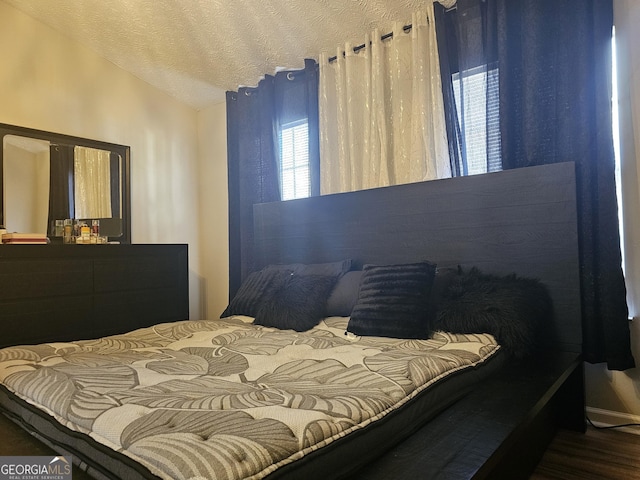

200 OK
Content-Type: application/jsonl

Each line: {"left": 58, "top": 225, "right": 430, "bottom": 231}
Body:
{"left": 326, "top": 270, "right": 364, "bottom": 317}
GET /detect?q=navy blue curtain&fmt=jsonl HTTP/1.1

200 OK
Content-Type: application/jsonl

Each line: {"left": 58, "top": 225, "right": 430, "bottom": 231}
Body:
{"left": 435, "top": 0, "right": 502, "bottom": 176}
{"left": 47, "top": 144, "right": 75, "bottom": 236}
{"left": 436, "top": 0, "right": 634, "bottom": 370}
{"left": 226, "top": 59, "right": 320, "bottom": 299}
{"left": 110, "top": 152, "right": 121, "bottom": 218}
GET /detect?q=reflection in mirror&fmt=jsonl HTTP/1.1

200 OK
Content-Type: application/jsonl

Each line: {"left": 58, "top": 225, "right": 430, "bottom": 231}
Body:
{"left": 73, "top": 146, "right": 121, "bottom": 219}
{"left": 0, "top": 123, "right": 130, "bottom": 243}
{"left": 3, "top": 136, "right": 50, "bottom": 234}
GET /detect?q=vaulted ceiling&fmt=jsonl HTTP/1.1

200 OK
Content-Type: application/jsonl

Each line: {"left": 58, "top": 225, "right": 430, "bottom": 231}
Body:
{"left": 4, "top": 0, "right": 433, "bottom": 110}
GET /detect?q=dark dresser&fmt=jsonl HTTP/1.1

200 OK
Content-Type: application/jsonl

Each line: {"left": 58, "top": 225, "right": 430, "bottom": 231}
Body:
{"left": 0, "top": 244, "right": 189, "bottom": 348}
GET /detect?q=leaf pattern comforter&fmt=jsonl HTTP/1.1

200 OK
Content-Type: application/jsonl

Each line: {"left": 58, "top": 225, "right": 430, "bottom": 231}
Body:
{"left": 0, "top": 316, "right": 499, "bottom": 480}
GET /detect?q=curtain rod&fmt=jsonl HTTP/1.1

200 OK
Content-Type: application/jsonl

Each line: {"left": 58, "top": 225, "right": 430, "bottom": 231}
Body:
{"left": 326, "top": 3, "right": 457, "bottom": 64}
{"left": 328, "top": 24, "right": 412, "bottom": 63}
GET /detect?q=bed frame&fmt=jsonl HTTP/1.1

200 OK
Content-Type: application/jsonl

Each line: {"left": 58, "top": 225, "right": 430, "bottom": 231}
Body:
{"left": 253, "top": 161, "right": 585, "bottom": 479}
{"left": 0, "top": 162, "right": 584, "bottom": 479}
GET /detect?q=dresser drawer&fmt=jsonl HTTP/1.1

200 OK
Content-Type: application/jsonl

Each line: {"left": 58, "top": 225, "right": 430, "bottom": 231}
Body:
{"left": 0, "top": 258, "right": 93, "bottom": 301}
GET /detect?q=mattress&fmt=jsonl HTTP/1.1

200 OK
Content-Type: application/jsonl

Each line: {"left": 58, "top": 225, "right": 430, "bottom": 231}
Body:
{"left": 0, "top": 316, "right": 503, "bottom": 480}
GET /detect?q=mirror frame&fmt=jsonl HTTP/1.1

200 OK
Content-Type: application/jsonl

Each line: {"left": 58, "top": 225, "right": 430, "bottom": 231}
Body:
{"left": 0, "top": 122, "right": 131, "bottom": 244}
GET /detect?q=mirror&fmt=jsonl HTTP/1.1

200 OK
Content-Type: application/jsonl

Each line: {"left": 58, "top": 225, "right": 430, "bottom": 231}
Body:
{"left": 0, "top": 123, "right": 131, "bottom": 244}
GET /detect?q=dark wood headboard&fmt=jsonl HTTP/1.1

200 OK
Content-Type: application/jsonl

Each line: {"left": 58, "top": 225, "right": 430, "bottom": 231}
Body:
{"left": 253, "top": 162, "right": 582, "bottom": 353}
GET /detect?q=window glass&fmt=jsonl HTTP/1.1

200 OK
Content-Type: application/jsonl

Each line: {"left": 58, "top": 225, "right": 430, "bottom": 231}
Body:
{"left": 279, "top": 121, "right": 310, "bottom": 200}
{"left": 452, "top": 65, "right": 501, "bottom": 175}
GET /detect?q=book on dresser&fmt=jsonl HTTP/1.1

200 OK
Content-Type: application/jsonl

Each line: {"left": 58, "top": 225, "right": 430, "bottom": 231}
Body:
{"left": 1, "top": 233, "right": 48, "bottom": 244}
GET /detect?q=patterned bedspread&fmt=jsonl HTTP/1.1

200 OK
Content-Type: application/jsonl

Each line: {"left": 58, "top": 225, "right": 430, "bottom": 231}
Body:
{"left": 0, "top": 317, "right": 499, "bottom": 480}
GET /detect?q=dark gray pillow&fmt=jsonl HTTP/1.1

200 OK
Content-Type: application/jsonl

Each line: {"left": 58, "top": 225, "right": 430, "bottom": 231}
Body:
{"left": 434, "top": 267, "right": 553, "bottom": 358}
{"left": 220, "top": 268, "right": 293, "bottom": 318}
{"left": 347, "top": 262, "right": 437, "bottom": 339}
{"left": 254, "top": 275, "right": 337, "bottom": 331}
{"left": 326, "top": 270, "right": 364, "bottom": 317}
{"left": 221, "top": 260, "right": 351, "bottom": 319}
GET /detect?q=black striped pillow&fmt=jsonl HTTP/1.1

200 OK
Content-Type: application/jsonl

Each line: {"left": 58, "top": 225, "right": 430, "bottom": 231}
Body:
{"left": 347, "top": 262, "right": 437, "bottom": 339}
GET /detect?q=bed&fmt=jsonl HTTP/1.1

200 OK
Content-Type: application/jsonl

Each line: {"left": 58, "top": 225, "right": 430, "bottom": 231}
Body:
{"left": 0, "top": 162, "right": 584, "bottom": 479}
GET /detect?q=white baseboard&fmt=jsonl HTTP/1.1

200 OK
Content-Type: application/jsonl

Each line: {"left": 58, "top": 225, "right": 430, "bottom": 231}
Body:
{"left": 586, "top": 407, "right": 640, "bottom": 435}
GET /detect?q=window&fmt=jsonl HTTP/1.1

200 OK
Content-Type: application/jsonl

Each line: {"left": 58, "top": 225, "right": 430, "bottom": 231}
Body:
{"left": 279, "top": 120, "right": 310, "bottom": 200}
{"left": 452, "top": 65, "right": 501, "bottom": 176}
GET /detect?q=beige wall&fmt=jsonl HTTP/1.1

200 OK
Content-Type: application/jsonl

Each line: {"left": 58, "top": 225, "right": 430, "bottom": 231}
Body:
{"left": 0, "top": 1, "right": 206, "bottom": 318}
{"left": 197, "top": 102, "right": 229, "bottom": 319}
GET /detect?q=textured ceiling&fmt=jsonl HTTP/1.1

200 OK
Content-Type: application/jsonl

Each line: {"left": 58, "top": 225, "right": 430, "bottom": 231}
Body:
{"left": 4, "top": 0, "right": 438, "bottom": 110}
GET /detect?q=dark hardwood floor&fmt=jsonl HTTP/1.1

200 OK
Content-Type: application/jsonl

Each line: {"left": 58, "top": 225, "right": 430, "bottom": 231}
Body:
{"left": 531, "top": 427, "right": 640, "bottom": 480}
{"left": 1, "top": 411, "right": 638, "bottom": 479}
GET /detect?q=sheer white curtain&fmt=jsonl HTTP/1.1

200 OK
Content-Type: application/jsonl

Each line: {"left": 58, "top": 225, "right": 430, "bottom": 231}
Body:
{"left": 74, "top": 146, "right": 112, "bottom": 219}
{"left": 615, "top": 0, "right": 640, "bottom": 318}
{"left": 319, "top": 5, "right": 450, "bottom": 194}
